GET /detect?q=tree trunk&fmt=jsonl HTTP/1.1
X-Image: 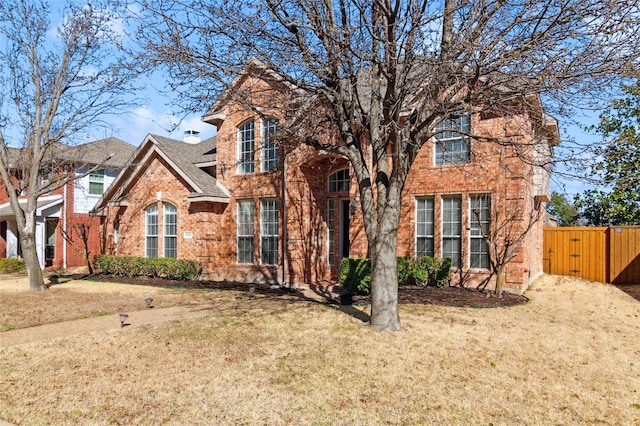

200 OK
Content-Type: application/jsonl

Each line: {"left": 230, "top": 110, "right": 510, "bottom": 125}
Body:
{"left": 495, "top": 264, "right": 505, "bottom": 295}
{"left": 21, "top": 229, "right": 46, "bottom": 291}
{"left": 369, "top": 205, "right": 401, "bottom": 331}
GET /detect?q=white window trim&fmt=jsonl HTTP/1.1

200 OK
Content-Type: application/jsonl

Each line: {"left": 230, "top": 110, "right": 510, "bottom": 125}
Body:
{"left": 441, "top": 195, "right": 462, "bottom": 268}
{"left": 237, "top": 200, "right": 255, "bottom": 264}
{"left": 237, "top": 120, "right": 255, "bottom": 174}
{"left": 469, "top": 194, "right": 491, "bottom": 270}
{"left": 327, "top": 198, "right": 335, "bottom": 266}
{"left": 163, "top": 203, "right": 178, "bottom": 259}
{"left": 145, "top": 203, "right": 158, "bottom": 258}
{"left": 89, "top": 169, "right": 105, "bottom": 195}
{"left": 260, "top": 198, "right": 279, "bottom": 265}
{"left": 434, "top": 113, "right": 471, "bottom": 166}
{"left": 260, "top": 119, "right": 279, "bottom": 172}
{"left": 415, "top": 197, "right": 435, "bottom": 257}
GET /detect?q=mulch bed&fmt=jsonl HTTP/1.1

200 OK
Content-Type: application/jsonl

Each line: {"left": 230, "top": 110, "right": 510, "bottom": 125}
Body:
{"left": 77, "top": 273, "right": 529, "bottom": 308}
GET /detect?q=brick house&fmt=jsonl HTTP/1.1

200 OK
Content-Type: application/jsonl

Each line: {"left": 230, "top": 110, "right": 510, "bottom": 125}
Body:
{"left": 93, "top": 73, "right": 559, "bottom": 293}
{"left": 0, "top": 138, "right": 136, "bottom": 269}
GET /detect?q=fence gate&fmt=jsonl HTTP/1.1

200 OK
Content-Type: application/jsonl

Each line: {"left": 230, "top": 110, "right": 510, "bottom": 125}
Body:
{"left": 544, "top": 226, "right": 640, "bottom": 284}
{"left": 609, "top": 227, "right": 640, "bottom": 284}
{"left": 543, "top": 227, "right": 608, "bottom": 283}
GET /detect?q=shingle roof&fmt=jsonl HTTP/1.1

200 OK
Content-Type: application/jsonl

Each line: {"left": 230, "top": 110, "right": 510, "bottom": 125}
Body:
{"left": 5, "top": 138, "right": 136, "bottom": 170}
{"left": 60, "top": 137, "right": 137, "bottom": 168}
{"left": 147, "top": 134, "right": 228, "bottom": 200}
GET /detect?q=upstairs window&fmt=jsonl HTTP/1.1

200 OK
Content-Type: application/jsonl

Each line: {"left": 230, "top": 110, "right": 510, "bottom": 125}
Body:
{"left": 328, "top": 169, "right": 350, "bottom": 192}
{"left": 261, "top": 119, "right": 279, "bottom": 172}
{"left": 435, "top": 113, "right": 471, "bottom": 166}
{"left": 89, "top": 169, "right": 105, "bottom": 195}
{"left": 238, "top": 120, "right": 255, "bottom": 174}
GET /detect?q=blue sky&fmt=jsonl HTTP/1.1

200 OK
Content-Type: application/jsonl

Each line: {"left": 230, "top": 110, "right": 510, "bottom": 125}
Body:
{"left": 49, "top": 1, "right": 598, "bottom": 198}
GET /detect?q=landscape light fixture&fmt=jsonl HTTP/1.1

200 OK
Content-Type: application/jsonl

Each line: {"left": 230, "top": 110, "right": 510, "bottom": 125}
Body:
{"left": 235, "top": 295, "right": 242, "bottom": 311}
{"left": 249, "top": 286, "right": 255, "bottom": 300}
{"left": 145, "top": 297, "right": 154, "bottom": 308}
{"left": 119, "top": 313, "right": 129, "bottom": 328}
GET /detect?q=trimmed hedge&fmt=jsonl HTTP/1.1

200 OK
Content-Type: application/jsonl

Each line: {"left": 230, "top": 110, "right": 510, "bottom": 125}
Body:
{"left": 94, "top": 255, "right": 202, "bottom": 281}
{"left": 338, "top": 255, "right": 452, "bottom": 295}
{"left": 0, "top": 258, "right": 26, "bottom": 273}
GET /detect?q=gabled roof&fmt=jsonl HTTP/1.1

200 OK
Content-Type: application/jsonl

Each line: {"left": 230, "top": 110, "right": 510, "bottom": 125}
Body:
{"left": 59, "top": 137, "right": 137, "bottom": 168}
{"left": 92, "top": 134, "right": 229, "bottom": 214}
{"left": 5, "top": 137, "right": 136, "bottom": 170}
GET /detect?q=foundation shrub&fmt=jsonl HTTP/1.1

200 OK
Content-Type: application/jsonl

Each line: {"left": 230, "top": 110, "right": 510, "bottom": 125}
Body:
{"left": 411, "top": 256, "right": 452, "bottom": 286}
{"left": 94, "top": 255, "right": 202, "bottom": 281}
{"left": 338, "top": 258, "right": 371, "bottom": 295}
{"left": 0, "top": 258, "right": 26, "bottom": 273}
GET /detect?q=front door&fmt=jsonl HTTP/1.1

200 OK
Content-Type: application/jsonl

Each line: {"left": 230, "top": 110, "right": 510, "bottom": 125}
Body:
{"left": 339, "top": 199, "right": 350, "bottom": 261}
{"left": 45, "top": 218, "right": 57, "bottom": 267}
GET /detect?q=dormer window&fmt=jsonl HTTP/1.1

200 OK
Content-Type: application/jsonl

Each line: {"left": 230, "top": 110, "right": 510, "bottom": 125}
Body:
{"left": 435, "top": 113, "right": 471, "bottom": 166}
{"left": 261, "top": 119, "right": 279, "bottom": 172}
{"left": 238, "top": 120, "right": 255, "bottom": 174}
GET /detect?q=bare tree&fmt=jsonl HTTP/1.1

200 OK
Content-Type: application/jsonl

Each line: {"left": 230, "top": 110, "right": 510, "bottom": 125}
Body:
{"left": 471, "top": 194, "right": 544, "bottom": 295}
{"left": 139, "top": 0, "right": 639, "bottom": 330}
{"left": 61, "top": 222, "right": 95, "bottom": 275}
{"left": 0, "top": 0, "right": 139, "bottom": 290}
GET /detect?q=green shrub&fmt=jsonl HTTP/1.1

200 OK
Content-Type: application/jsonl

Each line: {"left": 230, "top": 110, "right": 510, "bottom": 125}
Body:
{"left": 338, "top": 257, "right": 371, "bottom": 295}
{"left": 410, "top": 256, "right": 452, "bottom": 286}
{"left": 397, "top": 256, "right": 412, "bottom": 286}
{"left": 93, "top": 255, "right": 202, "bottom": 281}
{"left": 0, "top": 258, "right": 26, "bottom": 273}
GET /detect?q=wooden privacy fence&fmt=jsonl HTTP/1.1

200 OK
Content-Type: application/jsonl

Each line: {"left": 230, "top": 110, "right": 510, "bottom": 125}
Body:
{"left": 543, "top": 226, "right": 640, "bottom": 284}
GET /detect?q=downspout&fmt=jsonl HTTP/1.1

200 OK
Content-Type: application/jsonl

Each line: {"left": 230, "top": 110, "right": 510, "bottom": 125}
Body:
{"left": 63, "top": 180, "right": 67, "bottom": 269}
{"left": 281, "top": 146, "right": 288, "bottom": 288}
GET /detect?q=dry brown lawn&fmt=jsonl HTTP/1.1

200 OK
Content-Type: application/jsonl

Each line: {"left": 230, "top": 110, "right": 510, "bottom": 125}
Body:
{"left": 1, "top": 274, "right": 640, "bottom": 425}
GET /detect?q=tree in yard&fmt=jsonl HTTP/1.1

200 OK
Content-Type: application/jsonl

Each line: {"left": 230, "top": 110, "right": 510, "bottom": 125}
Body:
{"left": 61, "top": 222, "right": 95, "bottom": 275}
{"left": 547, "top": 191, "right": 579, "bottom": 226}
{"left": 139, "top": 0, "right": 639, "bottom": 330}
{"left": 471, "top": 194, "right": 544, "bottom": 295}
{"left": 575, "top": 81, "right": 640, "bottom": 226}
{"left": 0, "top": 0, "right": 139, "bottom": 290}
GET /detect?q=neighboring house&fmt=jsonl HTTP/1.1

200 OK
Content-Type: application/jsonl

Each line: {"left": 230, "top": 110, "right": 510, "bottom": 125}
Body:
{"left": 0, "top": 137, "right": 136, "bottom": 269}
{"left": 93, "top": 73, "right": 559, "bottom": 293}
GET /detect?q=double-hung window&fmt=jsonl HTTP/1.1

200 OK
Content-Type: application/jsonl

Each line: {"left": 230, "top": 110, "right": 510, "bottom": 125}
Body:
{"left": 435, "top": 113, "right": 471, "bottom": 165}
{"left": 260, "top": 199, "right": 278, "bottom": 265}
{"left": 470, "top": 195, "right": 491, "bottom": 269}
{"left": 237, "top": 200, "right": 254, "bottom": 263}
{"left": 416, "top": 198, "right": 435, "bottom": 257}
{"left": 145, "top": 204, "right": 158, "bottom": 258}
{"left": 164, "top": 203, "right": 178, "bottom": 259}
{"left": 238, "top": 120, "right": 255, "bottom": 174}
{"left": 89, "top": 169, "right": 105, "bottom": 195}
{"left": 442, "top": 196, "right": 462, "bottom": 268}
{"left": 261, "top": 119, "right": 279, "bottom": 172}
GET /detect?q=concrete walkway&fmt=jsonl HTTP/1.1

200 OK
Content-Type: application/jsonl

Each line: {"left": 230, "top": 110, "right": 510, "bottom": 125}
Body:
{"left": 0, "top": 304, "right": 220, "bottom": 348}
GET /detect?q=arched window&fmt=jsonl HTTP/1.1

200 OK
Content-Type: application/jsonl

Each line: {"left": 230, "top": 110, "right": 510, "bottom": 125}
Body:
{"left": 238, "top": 120, "right": 255, "bottom": 174}
{"left": 145, "top": 204, "right": 158, "bottom": 258}
{"left": 328, "top": 169, "right": 349, "bottom": 193}
{"left": 164, "top": 203, "right": 178, "bottom": 259}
